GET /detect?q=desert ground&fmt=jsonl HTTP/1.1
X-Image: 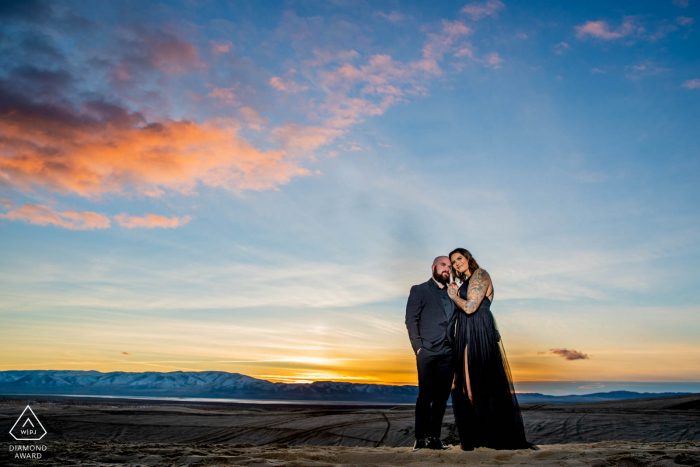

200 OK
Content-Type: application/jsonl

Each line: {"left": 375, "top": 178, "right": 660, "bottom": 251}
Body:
{"left": 1, "top": 393, "right": 698, "bottom": 466}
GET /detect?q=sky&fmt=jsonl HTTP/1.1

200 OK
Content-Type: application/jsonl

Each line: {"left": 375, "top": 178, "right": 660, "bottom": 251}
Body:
{"left": 0, "top": 0, "right": 699, "bottom": 392}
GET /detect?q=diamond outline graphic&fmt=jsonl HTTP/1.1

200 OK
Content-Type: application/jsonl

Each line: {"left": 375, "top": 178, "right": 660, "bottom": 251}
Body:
{"left": 9, "top": 405, "right": 47, "bottom": 441}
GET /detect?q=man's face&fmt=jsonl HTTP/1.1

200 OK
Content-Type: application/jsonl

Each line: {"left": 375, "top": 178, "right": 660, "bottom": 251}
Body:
{"left": 432, "top": 256, "right": 451, "bottom": 284}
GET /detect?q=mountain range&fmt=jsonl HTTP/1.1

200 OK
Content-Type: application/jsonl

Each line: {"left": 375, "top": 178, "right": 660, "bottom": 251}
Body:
{"left": 0, "top": 370, "right": 693, "bottom": 404}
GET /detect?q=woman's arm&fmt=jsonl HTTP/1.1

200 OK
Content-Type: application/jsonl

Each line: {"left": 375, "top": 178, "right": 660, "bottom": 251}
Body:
{"left": 447, "top": 269, "right": 491, "bottom": 314}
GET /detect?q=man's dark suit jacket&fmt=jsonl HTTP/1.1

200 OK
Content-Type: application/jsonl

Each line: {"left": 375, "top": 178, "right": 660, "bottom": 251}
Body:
{"left": 405, "top": 278, "right": 457, "bottom": 355}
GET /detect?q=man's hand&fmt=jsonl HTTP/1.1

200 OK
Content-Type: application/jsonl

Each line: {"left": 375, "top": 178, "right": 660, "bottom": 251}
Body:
{"left": 417, "top": 347, "right": 422, "bottom": 355}
{"left": 447, "top": 282, "right": 459, "bottom": 298}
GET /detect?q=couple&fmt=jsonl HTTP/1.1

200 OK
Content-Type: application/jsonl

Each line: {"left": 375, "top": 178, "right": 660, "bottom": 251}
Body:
{"left": 405, "top": 248, "right": 535, "bottom": 451}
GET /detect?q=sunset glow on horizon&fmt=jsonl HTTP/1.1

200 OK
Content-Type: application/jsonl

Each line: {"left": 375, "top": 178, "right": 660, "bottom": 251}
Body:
{"left": 1, "top": 0, "right": 699, "bottom": 390}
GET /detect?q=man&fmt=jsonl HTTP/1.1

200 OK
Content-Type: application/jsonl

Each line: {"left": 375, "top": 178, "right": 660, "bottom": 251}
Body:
{"left": 405, "top": 256, "right": 456, "bottom": 451}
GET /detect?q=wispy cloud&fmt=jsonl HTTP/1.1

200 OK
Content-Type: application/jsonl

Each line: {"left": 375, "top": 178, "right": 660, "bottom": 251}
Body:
{"left": 484, "top": 51, "right": 504, "bottom": 68}
{"left": 626, "top": 60, "right": 671, "bottom": 80}
{"left": 552, "top": 42, "right": 571, "bottom": 55}
{"left": 114, "top": 213, "right": 193, "bottom": 229}
{"left": 210, "top": 40, "right": 233, "bottom": 55}
{"left": 269, "top": 72, "right": 310, "bottom": 94}
{"left": 461, "top": 0, "right": 505, "bottom": 21}
{"left": 207, "top": 85, "right": 241, "bottom": 105}
{"left": 0, "top": 203, "right": 111, "bottom": 230}
{"left": 375, "top": 11, "right": 407, "bottom": 23}
{"left": 575, "top": 18, "right": 636, "bottom": 40}
{"left": 683, "top": 78, "right": 700, "bottom": 89}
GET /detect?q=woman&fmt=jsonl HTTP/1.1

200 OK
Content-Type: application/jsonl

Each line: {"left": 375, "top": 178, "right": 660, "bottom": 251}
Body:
{"left": 446, "top": 248, "right": 535, "bottom": 451}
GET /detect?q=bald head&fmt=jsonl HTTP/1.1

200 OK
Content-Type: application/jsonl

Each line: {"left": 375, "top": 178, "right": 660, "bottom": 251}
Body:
{"left": 432, "top": 256, "right": 451, "bottom": 285}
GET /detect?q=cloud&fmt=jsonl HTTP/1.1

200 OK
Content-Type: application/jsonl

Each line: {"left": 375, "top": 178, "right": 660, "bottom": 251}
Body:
{"left": 552, "top": 42, "right": 571, "bottom": 55}
{"left": 122, "top": 351, "right": 131, "bottom": 355}
{"left": 207, "top": 86, "right": 241, "bottom": 106}
{"left": 273, "top": 124, "right": 345, "bottom": 152}
{"left": 484, "top": 52, "right": 504, "bottom": 68}
{"left": 239, "top": 107, "right": 269, "bottom": 130}
{"left": 575, "top": 19, "right": 636, "bottom": 40}
{"left": 270, "top": 76, "right": 309, "bottom": 94}
{"left": 375, "top": 11, "right": 406, "bottom": 23}
{"left": 648, "top": 22, "right": 680, "bottom": 42}
{"left": 115, "top": 213, "right": 193, "bottom": 229}
{"left": 0, "top": 203, "right": 111, "bottom": 230}
{"left": 673, "top": 0, "right": 689, "bottom": 7}
{"left": 307, "top": 49, "right": 361, "bottom": 67}
{"left": 549, "top": 348, "right": 590, "bottom": 360}
{"left": 211, "top": 40, "right": 233, "bottom": 55}
{"left": 0, "top": 199, "right": 13, "bottom": 209}
{"left": 461, "top": 0, "right": 505, "bottom": 20}
{"left": 114, "top": 28, "right": 206, "bottom": 79}
{"left": 676, "top": 16, "right": 694, "bottom": 26}
{"left": 591, "top": 68, "right": 606, "bottom": 74}
{"left": 626, "top": 60, "right": 671, "bottom": 80}
{"left": 0, "top": 88, "right": 310, "bottom": 199}
{"left": 422, "top": 20, "right": 473, "bottom": 61}
{"left": 683, "top": 79, "right": 700, "bottom": 89}
{"left": 272, "top": 18, "right": 487, "bottom": 156}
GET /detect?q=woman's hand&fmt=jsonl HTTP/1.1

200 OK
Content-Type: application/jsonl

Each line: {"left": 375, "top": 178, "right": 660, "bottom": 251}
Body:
{"left": 447, "top": 282, "right": 459, "bottom": 299}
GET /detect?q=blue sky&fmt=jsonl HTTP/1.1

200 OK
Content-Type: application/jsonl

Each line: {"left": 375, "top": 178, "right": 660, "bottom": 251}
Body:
{"left": 0, "top": 0, "right": 699, "bottom": 389}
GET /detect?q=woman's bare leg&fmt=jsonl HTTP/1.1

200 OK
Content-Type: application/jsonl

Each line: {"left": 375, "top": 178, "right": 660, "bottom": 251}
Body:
{"left": 464, "top": 346, "right": 473, "bottom": 404}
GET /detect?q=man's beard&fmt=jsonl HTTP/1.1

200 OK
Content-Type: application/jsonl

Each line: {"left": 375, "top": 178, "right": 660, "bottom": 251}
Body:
{"left": 432, "top": 269, "right": 450, "bottom": 285}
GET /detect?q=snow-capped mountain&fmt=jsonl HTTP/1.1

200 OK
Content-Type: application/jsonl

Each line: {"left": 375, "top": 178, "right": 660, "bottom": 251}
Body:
{"left": 0, "top": 370, "right": 419, "bottom": 402}
{"left": 0, "top": 371, "right": 692, "bottom": 403}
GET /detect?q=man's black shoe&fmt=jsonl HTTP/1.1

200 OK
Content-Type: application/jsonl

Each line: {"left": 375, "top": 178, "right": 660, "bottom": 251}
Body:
{"left": 427, "top": 437, "right": 449, "bottom": 450}
{"left": 460, "top": 442, "right": 475, "bottom": 451}
{"left": 412, "top": 438, "right": 428, "bottom": 451}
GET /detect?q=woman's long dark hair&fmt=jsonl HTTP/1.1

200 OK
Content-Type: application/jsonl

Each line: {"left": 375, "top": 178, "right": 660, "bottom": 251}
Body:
{"left": 449, "top": 248, "right": 480, "bottom": 282}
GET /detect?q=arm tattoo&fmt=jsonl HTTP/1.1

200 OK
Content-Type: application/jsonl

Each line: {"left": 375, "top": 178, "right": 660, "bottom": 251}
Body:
{"left": 449, "top": 269, "right": 490, "bottom": 314}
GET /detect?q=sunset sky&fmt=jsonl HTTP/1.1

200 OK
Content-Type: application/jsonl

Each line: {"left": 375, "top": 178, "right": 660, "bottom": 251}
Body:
{"left": 1, "top": 0, "right": 699, "bottom": 392}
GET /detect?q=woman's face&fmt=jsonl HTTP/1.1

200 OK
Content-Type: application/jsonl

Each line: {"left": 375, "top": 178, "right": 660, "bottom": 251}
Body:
{"left": 451, "top": 253, "right": 468, "bottom": 274}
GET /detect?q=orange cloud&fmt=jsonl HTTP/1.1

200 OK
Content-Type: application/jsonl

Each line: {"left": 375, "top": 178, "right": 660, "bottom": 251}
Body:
{"left": 115, "top": 213, "right": 193, "bottom": 229}
{"left": 0, "top": 203, "right": 111, "bottom": 230}
{"left": 0, "top": 93, "right": 311, "bottom": 199}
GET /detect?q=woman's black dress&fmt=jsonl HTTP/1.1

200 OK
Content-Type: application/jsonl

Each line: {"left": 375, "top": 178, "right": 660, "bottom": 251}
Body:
{"left": 450, "top": 273, "right": 532, "bottom": 450}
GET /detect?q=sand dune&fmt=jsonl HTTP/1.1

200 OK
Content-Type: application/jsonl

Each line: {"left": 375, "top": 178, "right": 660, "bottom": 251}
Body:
{"left": 1, "top": 394, "right": 698, "bottom": 465}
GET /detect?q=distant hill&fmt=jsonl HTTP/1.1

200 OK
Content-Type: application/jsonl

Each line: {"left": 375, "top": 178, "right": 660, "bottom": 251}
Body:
{"left": 0, "top": 370, "right": 693, "bottom": 404}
